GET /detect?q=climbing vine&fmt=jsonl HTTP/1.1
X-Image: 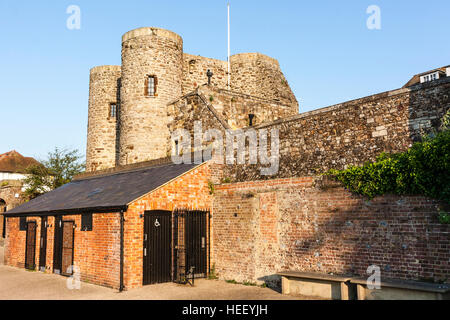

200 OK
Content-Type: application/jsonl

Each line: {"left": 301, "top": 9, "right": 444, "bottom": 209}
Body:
{"left": 327, "top": 111, "right": 450, "bottom": 218}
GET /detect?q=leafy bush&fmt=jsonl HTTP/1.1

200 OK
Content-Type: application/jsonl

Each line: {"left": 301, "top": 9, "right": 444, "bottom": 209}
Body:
{"left": 327, "top": 129, "right": 450, "bottom": 204}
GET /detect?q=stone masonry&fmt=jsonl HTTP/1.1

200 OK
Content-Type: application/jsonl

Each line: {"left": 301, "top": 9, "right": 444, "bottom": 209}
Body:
{"left": 86, "top": 66, "right": 121, "bottom": 172}
{"left": 86, "top": 27, "right": 298, "bottom": 171}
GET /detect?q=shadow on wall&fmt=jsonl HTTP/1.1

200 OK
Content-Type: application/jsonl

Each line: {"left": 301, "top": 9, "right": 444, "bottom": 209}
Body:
{"left": 407, "top": 80, "right": 450, "bottom": 143}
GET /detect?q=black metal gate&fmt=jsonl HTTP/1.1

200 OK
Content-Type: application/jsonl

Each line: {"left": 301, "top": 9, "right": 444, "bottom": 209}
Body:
{"left": 39, "top": 217, "right": 48, "bottom": 272}
{"left": 25, "top": 221, "right": 37, "bottom": 270}
{"left": 143, "top": 211, "right": 172, "bottom": 285}
{"left": 53, "top": 216, "right": 63, "bottom": 274}
{"left": 173, "top": 209, "right": 209, "bottom": 284}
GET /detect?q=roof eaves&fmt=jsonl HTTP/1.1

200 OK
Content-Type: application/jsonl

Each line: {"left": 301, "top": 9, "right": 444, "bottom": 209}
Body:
{"left": 126, "top": 161, "right": 208, "bottom": 206}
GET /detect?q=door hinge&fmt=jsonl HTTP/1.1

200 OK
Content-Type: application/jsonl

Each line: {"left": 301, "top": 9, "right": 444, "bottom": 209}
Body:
{"left": 144, "top": 248, "right": 147, "bottom": 257}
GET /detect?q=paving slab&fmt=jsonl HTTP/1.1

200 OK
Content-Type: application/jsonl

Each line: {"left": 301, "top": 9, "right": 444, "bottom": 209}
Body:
{"left": 0, "top": 263, "right": 321, "bottom": 300}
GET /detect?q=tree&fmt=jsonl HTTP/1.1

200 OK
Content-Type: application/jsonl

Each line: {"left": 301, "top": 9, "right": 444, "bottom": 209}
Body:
{"left": 23, "top": 148, "right": 85, "bottom": 200}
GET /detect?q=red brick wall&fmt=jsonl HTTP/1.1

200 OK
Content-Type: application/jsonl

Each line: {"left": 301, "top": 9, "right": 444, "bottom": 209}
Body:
{"left": 5, "top": 163, "right": 212, "bottom": 290}
{"left": 5, "top": 214, "right": 121, "bottom": 289}
{"left": 124, "top": 162, "right": 212, "bottom": 289}
{"left": 212, "top": 177, "right": 449, "bottom": 287}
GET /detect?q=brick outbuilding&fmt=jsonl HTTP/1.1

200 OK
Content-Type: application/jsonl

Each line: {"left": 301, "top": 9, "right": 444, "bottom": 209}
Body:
{"left": 4, "top": 160, "right": 214, "bottom": 290}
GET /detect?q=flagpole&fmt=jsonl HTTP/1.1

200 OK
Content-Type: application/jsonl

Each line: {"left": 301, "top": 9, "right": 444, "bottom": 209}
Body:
{"left": 227, "top": 2, "right": 231, "bottom": 90}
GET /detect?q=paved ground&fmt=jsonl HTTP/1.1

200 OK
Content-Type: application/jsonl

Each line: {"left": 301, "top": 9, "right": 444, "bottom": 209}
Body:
{"left": 0, "top": 247, "right": 318, "bottom": 300}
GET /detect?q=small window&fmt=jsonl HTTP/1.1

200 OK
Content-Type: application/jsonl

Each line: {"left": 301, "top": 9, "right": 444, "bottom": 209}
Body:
{"left": 81, "top": 214, "right": 93, "bottom": 231}
{"left": 249, "top": 114, "right": 255, "bottom": 127}
{"left": 110, "top": 103, "right": 117, "bottom": 118}
{"left": 145, "top": 75, "right": 157, "bottom": 97}
{"left": 19, "top": 217, "right": 27, "bottom": 231}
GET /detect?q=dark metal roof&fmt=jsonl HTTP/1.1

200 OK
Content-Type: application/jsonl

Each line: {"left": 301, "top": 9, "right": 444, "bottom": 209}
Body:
{"left": 5, "top": 162, "right": 202, "bottom": 216}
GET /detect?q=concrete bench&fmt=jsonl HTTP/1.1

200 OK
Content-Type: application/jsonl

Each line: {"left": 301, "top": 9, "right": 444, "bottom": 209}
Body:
{"left": 278, "top": 271, "right": 354, "bottom": 300}
{"left": 350, "top": 277, "right": 450, "bottom": 300}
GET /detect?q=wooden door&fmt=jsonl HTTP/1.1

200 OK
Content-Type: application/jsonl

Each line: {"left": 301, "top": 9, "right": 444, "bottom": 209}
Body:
{"left": 25, "top": 222, "right": 37, "bottom": 270}
{"left": 143, "top": 211, "right": 172, "bottom": 285}
{"left": 61, "top": 221, "right": 75, "bottom": 276}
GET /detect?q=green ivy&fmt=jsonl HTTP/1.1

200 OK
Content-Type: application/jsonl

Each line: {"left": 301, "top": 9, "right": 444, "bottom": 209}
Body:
{"left": 327, "top": 129, "right": 450, "bottom": 205}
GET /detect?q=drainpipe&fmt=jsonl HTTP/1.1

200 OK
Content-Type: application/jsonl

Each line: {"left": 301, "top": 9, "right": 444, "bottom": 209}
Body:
{"left": 119, "top": 210, "right": 124, "bottom": 292}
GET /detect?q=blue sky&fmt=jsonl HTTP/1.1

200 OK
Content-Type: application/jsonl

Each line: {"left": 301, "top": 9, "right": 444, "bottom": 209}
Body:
{"left": 1, "top": 0, "right": 449, "bottom": 160}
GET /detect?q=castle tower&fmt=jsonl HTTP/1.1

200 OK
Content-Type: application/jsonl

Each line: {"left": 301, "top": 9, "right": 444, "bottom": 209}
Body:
{"left": 86, "top": 65, "right": 121, "bottom": 172}
{"left": 119, "top": 27, "right": 183, "bottom": 165}
{"left": 231, "top": 53, "right": 298, "bottom": 109}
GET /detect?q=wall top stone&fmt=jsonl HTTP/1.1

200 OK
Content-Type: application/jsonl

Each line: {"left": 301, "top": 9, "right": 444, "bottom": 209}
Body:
{"left": 230, "top": 52, "right": 280, "bottom": 66}
{"left": 122, "top": 27, "right": 183, "bottom": 46}
{"left": 90, "top": 65, "right": 121, "bottom": 75}
{"left": 254, "top": 76, "right": 450, "bottom": 130}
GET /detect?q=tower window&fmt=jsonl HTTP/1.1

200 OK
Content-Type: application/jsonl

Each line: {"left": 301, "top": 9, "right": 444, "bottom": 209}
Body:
{"left": 110, "top": 103, "right": 117, "bottom": 118}
{"left": 145, "top": 75, "right": 158, "bottom": 97}
{"left": 249, "top": 114, "right": 255, "bottom": 127}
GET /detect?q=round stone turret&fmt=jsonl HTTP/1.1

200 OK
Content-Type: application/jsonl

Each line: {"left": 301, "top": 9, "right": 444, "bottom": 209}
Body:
{"left": 119, "top": 27, "right": 184, "bottom": 165}
{"left": 86, "top": 65, "right": 121, "bottom": 172}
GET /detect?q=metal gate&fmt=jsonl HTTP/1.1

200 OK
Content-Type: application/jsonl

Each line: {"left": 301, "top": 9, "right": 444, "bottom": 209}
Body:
{"left": 174, "top": 209, "right": 209, "bottom": 284}
{"left": 143, "top": 211, "right": 172, "bottom": 285}
{"left": 53, "top": 216, "right": 63, "bottom": 274}
{"left": 25, "top": 221, "right": 37, "bottom": 270}
{"left": 39, "top": 217, "right": 48, "bottom": 272}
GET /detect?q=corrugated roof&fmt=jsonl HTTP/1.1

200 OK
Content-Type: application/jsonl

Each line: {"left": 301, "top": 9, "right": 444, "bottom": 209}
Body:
{"left": 5, "top": 162, "right": 202, "bottom": 216}
{"left": 0, "top": 150, "right": 41, "bottom": 173}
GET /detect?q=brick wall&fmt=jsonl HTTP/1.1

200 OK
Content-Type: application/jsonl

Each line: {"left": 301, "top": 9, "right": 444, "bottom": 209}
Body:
{"left": 212, "top": 177, "right": 449, "bottom": 287}
{"left": 123, "top": 162, "right": 212, "bottom": 289}
{"left": 5, "top": 213, "right": 121, "bottom": 289}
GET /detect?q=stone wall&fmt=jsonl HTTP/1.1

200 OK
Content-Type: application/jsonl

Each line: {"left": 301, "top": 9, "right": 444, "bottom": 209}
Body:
{"left": 182, "top": 54, "right": 228, "bottom": 94}
{"left": 86, "top": 27, "right": 300, "bottom": 171}
{"left": 0, "top": 183, "right": 24, "bottom": 211}
{"left": 198, "top": 86, "right": 298, "bottom": 128}
{"left": 86, "top": 65, "right": 121, "bottom": 172}
{"left": 166, "top": 85, "right": 299, "bottom": 158}
{"left": 231, "top": 53, "right": 298, "bottom": 109}
{"left": 212, "top": 177, "right": 449, "bottom": 287}
{"left": 223, "top": 77, "right": 450, "bottom": 182}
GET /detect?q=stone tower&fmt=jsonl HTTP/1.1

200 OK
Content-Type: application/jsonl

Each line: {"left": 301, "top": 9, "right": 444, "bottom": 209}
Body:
{"left": 86, "top": 65, "right": 121, "bottom": 172}
{"left": 119, "top": 27, "right": 184, "bottom": 165}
